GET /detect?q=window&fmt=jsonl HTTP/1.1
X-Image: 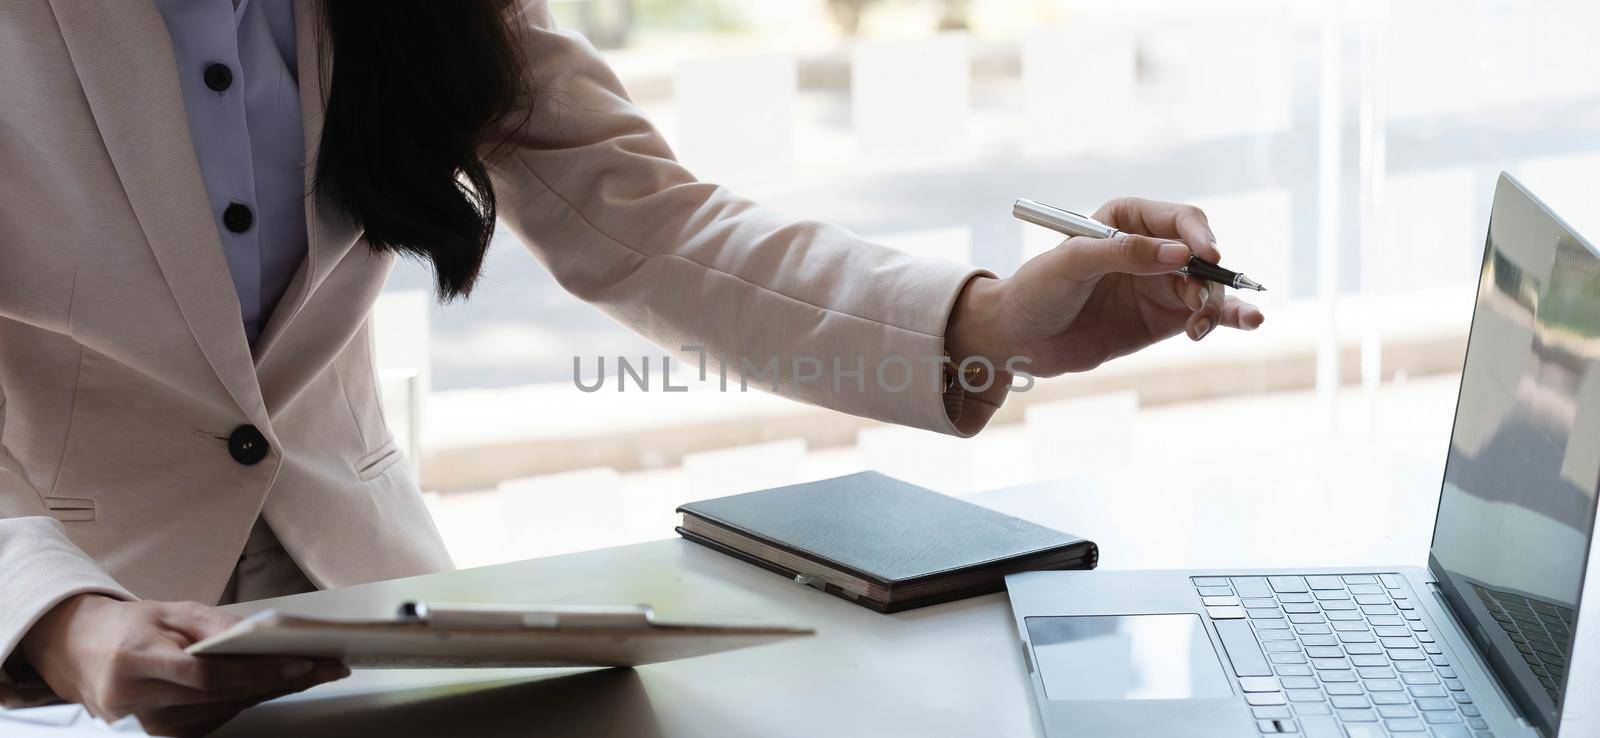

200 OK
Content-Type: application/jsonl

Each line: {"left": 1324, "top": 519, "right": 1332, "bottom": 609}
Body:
{"left": 374, "top": 0, "right": 1600, "bottom": 567}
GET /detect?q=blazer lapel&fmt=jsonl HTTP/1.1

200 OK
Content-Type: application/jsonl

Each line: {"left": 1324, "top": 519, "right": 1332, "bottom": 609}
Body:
{"left": 47, "top": 0, "right": 267, "bottom": 422}
{"left": 253, "top": 0, "right": 363, "bottom": 364}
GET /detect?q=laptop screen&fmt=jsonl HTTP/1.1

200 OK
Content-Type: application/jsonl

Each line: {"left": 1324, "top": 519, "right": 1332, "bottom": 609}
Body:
{"left": 1429, "top": 174, "right": 1600, "bottom": 736}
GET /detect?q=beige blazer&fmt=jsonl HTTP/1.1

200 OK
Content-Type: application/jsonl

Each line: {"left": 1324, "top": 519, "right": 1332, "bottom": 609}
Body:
{"left": 0, "top": 0, "right": 985, "bottom": 685}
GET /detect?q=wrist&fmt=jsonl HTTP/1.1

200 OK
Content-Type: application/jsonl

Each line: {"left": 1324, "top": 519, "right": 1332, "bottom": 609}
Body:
{"left": 19, "top": 594, "right": 113, "bottom": 669}
{"left": 945, "top": 274, "right": 1010, "bottom": 366}
{"left": 942, "top": 275, "right": 1014, "bottom": 435}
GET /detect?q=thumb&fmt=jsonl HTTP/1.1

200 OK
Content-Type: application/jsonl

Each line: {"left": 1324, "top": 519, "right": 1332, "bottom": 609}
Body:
{"left": 1046, "top": 234, "right": 1191, "bottom": 281}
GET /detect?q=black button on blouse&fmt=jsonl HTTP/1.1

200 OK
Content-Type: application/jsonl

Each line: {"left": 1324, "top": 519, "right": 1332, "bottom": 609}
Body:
{"left": 223, "top": 202, "right": 254, "bottom": 233}
{"left": 203, "top": 62, "right": 234, "bottom": 93}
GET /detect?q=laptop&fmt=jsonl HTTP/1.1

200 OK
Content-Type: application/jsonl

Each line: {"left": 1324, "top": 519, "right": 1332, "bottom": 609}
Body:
{"left": 1006, "top": 173, "right": 1600, "bottom": 738}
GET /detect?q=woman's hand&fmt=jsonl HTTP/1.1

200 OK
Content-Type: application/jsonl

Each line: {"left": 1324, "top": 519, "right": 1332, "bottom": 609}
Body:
{"left": 18, "top": 594, "right": 348, "bottom": 737}
{"left": 947, "top": 197, "right": 1265, "bottom": 379}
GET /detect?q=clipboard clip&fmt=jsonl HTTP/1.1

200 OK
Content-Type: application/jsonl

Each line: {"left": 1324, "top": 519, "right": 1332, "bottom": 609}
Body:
{"left": 397, "top": 601, "right": 656, "bottom": 629}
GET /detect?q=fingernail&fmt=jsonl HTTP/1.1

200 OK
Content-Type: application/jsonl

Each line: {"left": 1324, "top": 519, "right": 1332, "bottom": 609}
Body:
{"left": 1157, "top": 242, "right": 1190, "bottom": 265}
{"left": 283, "top": 660, "right": 315, "bottom": 679}
{"left": 1198, "top": 285, "right": 1211, "bottom": 305}
{"left": 1195, "top": 318, "right": 1215, "bottom": 340}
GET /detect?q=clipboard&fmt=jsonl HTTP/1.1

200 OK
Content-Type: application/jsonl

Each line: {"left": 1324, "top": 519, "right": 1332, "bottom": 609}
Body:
{"left": 186, "top": 603, "right": 814, "bottom": 668}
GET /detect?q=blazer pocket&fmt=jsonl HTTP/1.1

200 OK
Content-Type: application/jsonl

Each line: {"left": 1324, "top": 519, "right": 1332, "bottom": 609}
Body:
{"left": 354, "top": 441, "right": 404, "bottom": 482}
{"left": 45, "top": 497, "right": 96, "bottom": 523}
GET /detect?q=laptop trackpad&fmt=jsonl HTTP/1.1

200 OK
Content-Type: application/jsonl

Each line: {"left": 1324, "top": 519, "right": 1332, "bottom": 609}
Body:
{"left": 1026, "top": 614, "right": 1232, "bottom": 701}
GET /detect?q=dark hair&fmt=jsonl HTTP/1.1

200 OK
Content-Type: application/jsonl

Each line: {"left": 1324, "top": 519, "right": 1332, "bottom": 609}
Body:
{"left": 314, "top": 1, "right": 530, "bottom": 300}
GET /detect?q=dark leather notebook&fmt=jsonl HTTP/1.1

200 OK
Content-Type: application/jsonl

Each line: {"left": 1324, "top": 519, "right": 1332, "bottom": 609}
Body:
{"left": 676, "top": 471, "right": 1097, "bottom": 613}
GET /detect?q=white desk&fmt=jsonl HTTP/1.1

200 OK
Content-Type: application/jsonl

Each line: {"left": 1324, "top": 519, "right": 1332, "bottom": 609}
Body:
{"left": 214, "top": 447, "right": 1451, "bottom": 738}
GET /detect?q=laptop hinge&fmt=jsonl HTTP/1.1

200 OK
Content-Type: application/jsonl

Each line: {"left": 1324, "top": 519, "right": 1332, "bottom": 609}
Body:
{"left": 1424, "top": 582, "right": 1538, "bottom": 735}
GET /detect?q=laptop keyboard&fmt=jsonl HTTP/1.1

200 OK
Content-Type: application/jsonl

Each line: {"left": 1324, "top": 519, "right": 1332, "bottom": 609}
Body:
{"left": 1473, "top": 584, "right": 1573, "bottom": 703}
{"left": 1192, "top": 574, "right": 1492, "bottom": 738}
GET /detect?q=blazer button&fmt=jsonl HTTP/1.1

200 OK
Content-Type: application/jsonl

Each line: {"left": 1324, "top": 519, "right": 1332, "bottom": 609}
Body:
{"left": 204, "top": 62, "right": 233, "bottom": 92}
{"left": 223, "top": 202, "right": 254, "bottom": 233}
{"left": 228, "top": 425, "right": 270, "bottom": 466}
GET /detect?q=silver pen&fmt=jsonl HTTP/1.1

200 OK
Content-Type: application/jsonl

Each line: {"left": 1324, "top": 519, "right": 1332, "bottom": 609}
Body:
{"left": 1013, "top": 198, "right": 1266, "bottom": 292}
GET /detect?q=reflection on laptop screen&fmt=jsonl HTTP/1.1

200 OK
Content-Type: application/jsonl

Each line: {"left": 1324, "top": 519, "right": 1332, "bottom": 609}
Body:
{"left": 1429, "top": 174, "right": 1600, "bottom": 737}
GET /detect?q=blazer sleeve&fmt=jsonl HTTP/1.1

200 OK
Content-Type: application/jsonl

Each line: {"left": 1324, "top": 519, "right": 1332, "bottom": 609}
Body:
{"left": 0, "top": 443, "right": 133, "bottom": 706}
{"left": 486, "top": 2, "right": 997, "bottom": 436}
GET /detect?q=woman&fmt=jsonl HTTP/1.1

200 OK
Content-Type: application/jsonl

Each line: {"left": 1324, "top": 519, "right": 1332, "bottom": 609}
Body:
{"left": 0, "top": 0, "right": 1263, "bottom": 734}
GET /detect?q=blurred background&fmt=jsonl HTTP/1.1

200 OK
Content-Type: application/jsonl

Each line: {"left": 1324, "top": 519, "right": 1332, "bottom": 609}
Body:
{"left": 368, "top": 0, "right": 1600, "bottom": 569}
